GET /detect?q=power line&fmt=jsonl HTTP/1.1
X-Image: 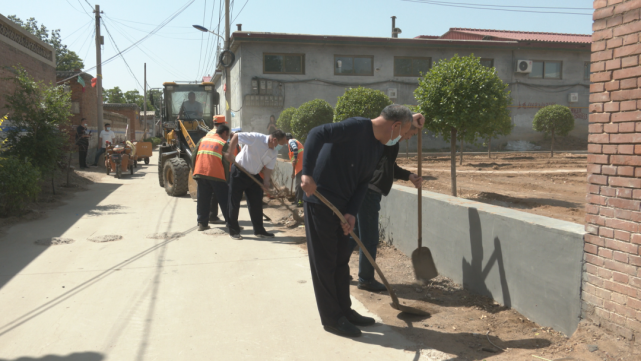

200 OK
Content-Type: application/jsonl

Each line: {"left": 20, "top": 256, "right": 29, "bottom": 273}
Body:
{"left": 407, "top": 1, "right": 591, "bottom": 10}
{"left": 232, "top": 0, "right": 249, "bottom": 23}
{"left": 402, "top": 0, "right": 593, "bottom": 15}
{"left": 102, "top": 21, "right": 144, "bottom": 91}
{"left": 196, "top": 0, "right": 207, "bottom": 80}
{"left": 75, "top": 0, "right": 93, "bottom": 18}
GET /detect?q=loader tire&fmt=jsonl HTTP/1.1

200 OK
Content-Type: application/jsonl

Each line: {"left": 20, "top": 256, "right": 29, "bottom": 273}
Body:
{"left": 158, "top": 158, "right": 165, "bottom": 187}
{"left": 164, "top": 157, "right": 189, "bottom": 197}
{"left": 144, "top": 157, "right": 150, "bottom": 165}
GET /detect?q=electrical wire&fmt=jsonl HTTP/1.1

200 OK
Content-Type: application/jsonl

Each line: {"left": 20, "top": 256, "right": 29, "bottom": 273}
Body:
{"left": 196, "top": 0, "right": 207, "bottom": 80}
{"left": 402, "top": 0, "right": 592, "bottom": 15}
{"left": 106, "top": 17, "right": 192, "bottom": 29}
{"left": 76, "top": 0, "right": 93, "bottom": 17}
{"left": 232, "top": 0, "right": 249, "bottom": 23}
{"left": 200, "top": 0, "right": 219, "bottom": 80}
{"left": 102, "top": 21, "right": 144, "bottom": 91}
{"left": 406, "top": 1, "right": 591, "bottom": 10}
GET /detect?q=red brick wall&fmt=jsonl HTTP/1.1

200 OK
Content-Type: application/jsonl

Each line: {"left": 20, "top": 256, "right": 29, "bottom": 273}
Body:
{"left": 103, "top": 105, "right": 139, "bottom": 140}
{"left": 586, "top": 0, "right": 641, "bottom": 341}
{"left": 0, "top": 41, "right": 56, "bottom": 115}
{"left": 57, "top": 75, "right": 98, "bottom": 132}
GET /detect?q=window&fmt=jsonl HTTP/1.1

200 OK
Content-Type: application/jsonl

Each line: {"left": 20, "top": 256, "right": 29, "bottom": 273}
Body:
{"left": 584, "top": 61, "right": 591, "bottom": 80}
{"left": 394, "top": 57, "right": 432, "bottom": 77}
{"left": 529, "top": 61, "right": 562, "bottom": 79}
{"left": 263, "top": 53, "right": 304, "bottom": 74}
{"left": 480, "top": 58, "right": 494, "bottom": 68}
{"left": 335, "top": 55, "right": 373, "bottom": 76}
{"left": 71, "top": 102, "right": 80, "bottom": 114}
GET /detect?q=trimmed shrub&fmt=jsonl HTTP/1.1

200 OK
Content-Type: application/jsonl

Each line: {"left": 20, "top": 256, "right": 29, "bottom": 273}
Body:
{"left": 291, "top": 99, "right": 334, "bottom": 143}
{"left": 277, "top": 107, "right": 296, "bottom": 134}
{"left": 533, "top": 104, "right": 574, "bottom": 157}
{"left": 334, "top": 87, "right": 392, "bottom": 122}
{"left": 0, "top": 156, "right": 41, "bottom": 216}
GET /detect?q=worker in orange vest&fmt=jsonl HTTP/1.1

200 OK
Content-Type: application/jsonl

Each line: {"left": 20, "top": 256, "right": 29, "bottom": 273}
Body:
{"left": 193, "top": 124, "right": 232, "bottom": 231}
{"left": 209, "top": 116, "right": 230, "bottom": 225}
{"left": 286, "top": 133, "right": 304, "bottom": 207}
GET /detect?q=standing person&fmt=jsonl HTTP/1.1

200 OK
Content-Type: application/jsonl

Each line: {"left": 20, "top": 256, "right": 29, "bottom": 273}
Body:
{"left": 91, "top": 123, "right": 115, "bottom": 167}
{"left": 209, "top": 116, "right": 229, "bottom": 225}
{"left": 224, "top": 130, "right": 288, "bottom": 240}
{"left": 349, "top": 114, "right": 425, "bottom": 292}
{"left": 266, "top": 115, "right": 277, "bottom": 134}
{"left": 286, "top": 133, "right": 304, "bottom": 207}
{"left": 192, "top": 124, "right": 232, "bottom": 231}
{"left": 75, "top": 118, "right": 90, "bottom": 169}
{"left": 300, "top": 104, "right": 414, "bottom": 338}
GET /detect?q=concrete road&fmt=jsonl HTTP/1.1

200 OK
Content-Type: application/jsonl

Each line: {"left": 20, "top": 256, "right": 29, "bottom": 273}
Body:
{"left": 0, "top": 156, "right": 421, "bottom": 361}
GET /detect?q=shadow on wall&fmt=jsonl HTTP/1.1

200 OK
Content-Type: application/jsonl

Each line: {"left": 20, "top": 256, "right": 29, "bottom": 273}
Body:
{"left": 462, "top": 207, "right": 512, "bottom": 307}
{"left": 0, "top": 353, "right": 104, "bottom": 361}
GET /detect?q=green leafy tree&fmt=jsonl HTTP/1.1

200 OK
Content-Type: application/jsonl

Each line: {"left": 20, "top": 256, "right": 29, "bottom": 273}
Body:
{"left": 533, "top": 104, "right": 574, "bottom": 158}
{"left": 1, "top": 67, "right": 72, "bottom": 187}
{"left": 103, "top": 86, "right": 126, "bottom": 103}
{"left": 277, "top": 107, "right": 296, "bottom": 134}
{"left": 479, "top": 111, "right": 513, "bottom": 158}
{"left": 334, "top": 87, "right": 392, "bottom": 122}
{"left": 124, "top": 89, "right": 155, "bottom": 110}
{"left": 0, "top": 156, "right": 41, "bottom": 216}
{"left": 8, "top": 16, "right": 84, "bottom": 71}
{"left": 414, "top": 54, "right": 511, "bottom": 196}
{"left": 291, "top": 99, "right": 334, "bottom": 143}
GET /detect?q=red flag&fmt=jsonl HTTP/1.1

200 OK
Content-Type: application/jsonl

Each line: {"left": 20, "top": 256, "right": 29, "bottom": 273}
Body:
{"left": 91, "top": 78, "right": 97, "bottom": 87}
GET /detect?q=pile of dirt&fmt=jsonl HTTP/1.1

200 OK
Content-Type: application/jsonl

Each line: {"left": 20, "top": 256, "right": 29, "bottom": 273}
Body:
{"left": 35, "top": 237, "right": 75, "bottom": 246}
{"left": 348, "top": 244, "right": 640, "bottom": 360}
{"left": 88, "top": 234, "right": 123, "bottom": 243}
{"left": 146, "top": 232, "right": 184, "bottom": 240}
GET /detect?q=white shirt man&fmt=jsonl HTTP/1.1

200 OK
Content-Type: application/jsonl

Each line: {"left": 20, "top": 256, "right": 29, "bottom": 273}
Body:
{"left": 100, "top": 128, "right": 116, "bottom": 148}
{"left": 235, "top": 132, "right": 278, "bottom": 174}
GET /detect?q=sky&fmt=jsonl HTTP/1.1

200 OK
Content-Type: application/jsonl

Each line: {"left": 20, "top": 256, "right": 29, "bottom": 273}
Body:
{"left": 2, "top": 0, "right": 593, "bottom": 92}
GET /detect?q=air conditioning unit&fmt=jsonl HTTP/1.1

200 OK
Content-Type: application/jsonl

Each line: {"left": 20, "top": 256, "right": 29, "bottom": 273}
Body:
{"left": 516, "top": 60, "right": 533, "bottom": 73}
{"left": 568, "top": 93, "right": 579, "bottom": 103}
{"left": 387, "top": 88, "right": 398, "bottom": 99}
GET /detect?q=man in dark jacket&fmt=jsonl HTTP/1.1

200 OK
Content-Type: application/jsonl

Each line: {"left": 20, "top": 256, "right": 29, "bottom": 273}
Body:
{"left": 349, "top": 114, "right": 424, "bottom": 292}
{"left": 75, "top": 118, "right": 90, "bottom": 169}
{"left": 300, "top": 104, "right": 416, "bottom": 338}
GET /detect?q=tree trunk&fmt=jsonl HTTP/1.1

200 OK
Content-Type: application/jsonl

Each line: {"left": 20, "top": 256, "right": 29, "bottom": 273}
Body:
{"left": 450, "top": 127, "right": 457, "bottom": 197}
{"left": 459, "top": 138, "right": 464, "bottom": 165}
{"left": 551, "top": 130, "right": 555, "bottom": 158}
{"left": 488, "top": 137, "right": 492, "bottom": 159}
{"left": 51, "top": 175, "right": 55, "bottom": 195}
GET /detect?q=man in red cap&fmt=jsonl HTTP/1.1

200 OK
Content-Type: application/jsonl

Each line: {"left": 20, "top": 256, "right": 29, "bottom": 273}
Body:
{"left": 209, "top": 115, "right": 228, "bottom": 224}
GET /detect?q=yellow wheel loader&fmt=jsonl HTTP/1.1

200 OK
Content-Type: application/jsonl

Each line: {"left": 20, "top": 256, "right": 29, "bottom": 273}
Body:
{"left": 157, "top": 81, "right": 220, "bottom": 197}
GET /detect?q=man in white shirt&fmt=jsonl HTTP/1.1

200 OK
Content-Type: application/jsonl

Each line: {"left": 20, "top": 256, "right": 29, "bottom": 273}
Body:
{"left": 224, "top": 130, "right": 288, "bottom": 240}
{"left": 91, "top": 123, "right": 116, "bottom": 166}
{"left": 179, "top": 92, "right": 204, "bottom": 119}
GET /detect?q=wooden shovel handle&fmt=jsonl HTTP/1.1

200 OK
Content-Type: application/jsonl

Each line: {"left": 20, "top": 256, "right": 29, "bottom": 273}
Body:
{"left": 312, "top": 191, "right": 401, "bottom": 307}
{"left": 418, "top": 130, "right": 423, "bottom": 249}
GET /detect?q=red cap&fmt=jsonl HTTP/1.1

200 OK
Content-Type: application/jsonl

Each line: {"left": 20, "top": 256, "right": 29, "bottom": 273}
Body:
{"left": 213, "top": 115, "right": 226, "bottom": 124}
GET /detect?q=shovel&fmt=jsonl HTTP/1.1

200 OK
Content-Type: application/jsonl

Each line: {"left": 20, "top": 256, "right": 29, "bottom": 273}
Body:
{"left": 411, "top": 131, "right": 438, "bottom": 282}
{"left": 313, "top": 190, "right": 430, "bottom": 317}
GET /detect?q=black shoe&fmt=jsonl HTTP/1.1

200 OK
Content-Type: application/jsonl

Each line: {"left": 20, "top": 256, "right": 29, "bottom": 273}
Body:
{"left": 323, "top": 316, "right": 361, "bottom": 337}
{"left": 209, "top": 217, "right": 225, "bottom": 225}
{"left": 255, "top": 231, "right": 275, "bottom": 238}
{"left": 198, "top": 223, "right": 210, "bottom": 231}
{"left": 229, "top": 233, "right": 242, "bottom": 240}
{"left": 346, "top": 310, "right": 375, "bottom": 327}
{"left": 357, "top": 279, "right": 387, "bottom": 292}
{"left": 225, "top": 224, "right": 244, "bottom": 231}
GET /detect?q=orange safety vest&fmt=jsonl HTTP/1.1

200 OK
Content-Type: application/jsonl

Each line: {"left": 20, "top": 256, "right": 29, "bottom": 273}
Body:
{"left": 288, "top": 139, "right": 304, "bottom": 175}
{"left": 194, "top": 132, "right": 227, "bottom": 181}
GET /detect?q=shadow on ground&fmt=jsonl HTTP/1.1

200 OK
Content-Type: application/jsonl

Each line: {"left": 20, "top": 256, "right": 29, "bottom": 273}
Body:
{"left": 0, "top": 353, "right": 104, "bottom": 361}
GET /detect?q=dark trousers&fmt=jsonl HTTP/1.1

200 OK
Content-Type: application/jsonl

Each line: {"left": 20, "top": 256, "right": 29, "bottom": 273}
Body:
{"left": 304, "top": 201, "right": 353, "bottom": 326}
{"left": 210, "top": 192, "right": 219, "bottom": 219}
{"left": 348, "top": 189, "right": 382, "bottom": 283}
{"left": 294, "top": 172, "right": 303, "bottom": 203}
{"left": 228, "top": 165, "right": 265, "bottom": 235}
{"left": 78, "top": 147, "right": 87, "bottom": 168}
{"left": 196, "top": 178, "right": 230, "bottom": 225}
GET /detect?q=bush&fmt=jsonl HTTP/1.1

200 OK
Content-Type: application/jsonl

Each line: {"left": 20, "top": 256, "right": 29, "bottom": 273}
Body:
{"left": 291, "top": 99, "right": 334, "bottom": 143}
{"left": 334, "top": 87, "right": 393, "bottom": 122}
{"left": 0, "top": 156, "right": 41, "bottom": 216}
{"left": 533, "top": 104, "right": 574, "bottom": 157}
{"left": 276, "top": 107, "right": 296, "bottom": 134}
{"left": 143, "top": 137, "right": 162, "bottom": 147}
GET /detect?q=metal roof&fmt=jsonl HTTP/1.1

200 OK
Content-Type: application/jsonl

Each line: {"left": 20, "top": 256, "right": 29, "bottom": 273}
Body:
{"left": 436, "top": 28, "right": 591, "bottom": 44}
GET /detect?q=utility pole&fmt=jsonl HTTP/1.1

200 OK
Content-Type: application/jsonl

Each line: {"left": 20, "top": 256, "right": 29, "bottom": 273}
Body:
{"left": 224, "top": 0, "right": 231, "bottom": 126}
{"left": 143, "top": 62, "right": 147, "bottom": 140}
{"left": 94, "top": 5, "right": 103, "bottom": 150}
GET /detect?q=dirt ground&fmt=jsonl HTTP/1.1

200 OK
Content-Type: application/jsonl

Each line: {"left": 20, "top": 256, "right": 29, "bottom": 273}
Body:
{"left": 262, "top": 199, "right": 639, "bottom": 361}
{"left": 394, "top": 152, "right": 587, "bottom": 224}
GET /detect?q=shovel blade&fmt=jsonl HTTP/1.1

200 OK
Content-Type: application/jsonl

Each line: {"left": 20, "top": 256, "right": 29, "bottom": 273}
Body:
{"left": 411, "top": 246, "right": 438, "bottom": 282}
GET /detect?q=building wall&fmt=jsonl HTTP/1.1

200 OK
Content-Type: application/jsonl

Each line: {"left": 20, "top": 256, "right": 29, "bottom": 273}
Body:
{"left": 56, "top": 73, "right": 98, "bottom": 139}
{"left": 103, "top": 104, "right": 140, "bottom": 141}
{"left": 0, "top": 14, "right": 56, "bottom": 114}
{"left": 584, "top": 0, "right": 641, "bottom": 342}
{"left": 228, "top": 40, "right": 589, "bottom": 149}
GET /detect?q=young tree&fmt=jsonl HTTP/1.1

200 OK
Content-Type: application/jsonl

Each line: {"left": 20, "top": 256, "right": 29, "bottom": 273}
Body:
{"left": 533, "top": 104, "right": 574, "bottom": 158}
{"left": 414, "top": 55, "right": 511, "bottom": 197}
{"left": 480, "top": 111, "right": 513, "bottom": 158}
{"left": 291, "top": 99, "right": 334, "bottom": 143}
{"left": 2, "top": 67, "right": 72, "bottom": 188}
{"left": 334, "top": 87, "right": 392, "bottom": 122}
{"left": 103, "top": 86, "right": 126, "bottom": 103}
{"left": 277, "top": 107, "right": 296, "bottom": 134}
{"left": 8, "top": 16, "right": 84, "bottom": 71}
{"left": 124, "top": 89, "right": 155, "bottom": 110}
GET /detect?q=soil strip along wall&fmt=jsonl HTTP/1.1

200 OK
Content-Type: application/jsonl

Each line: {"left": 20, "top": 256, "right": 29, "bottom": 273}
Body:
{"left": 273, "top": 160, "right": 585, "bottom": 336}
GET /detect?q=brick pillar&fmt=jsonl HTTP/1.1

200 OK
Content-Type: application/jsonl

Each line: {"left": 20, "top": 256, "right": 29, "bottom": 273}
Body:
{"left": 586, "top": 0, "right": 641, "bottom": 341}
